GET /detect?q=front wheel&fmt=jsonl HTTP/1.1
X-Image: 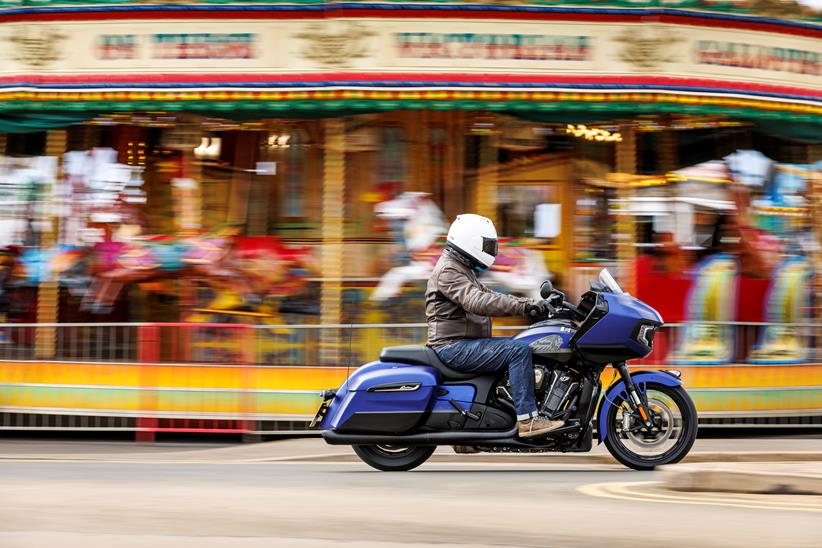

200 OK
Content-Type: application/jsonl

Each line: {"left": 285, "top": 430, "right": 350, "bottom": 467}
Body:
{"left": 352, "top": 444, "right": 436, "bottom": 472}
{"left": 604, "top": 383, "right": 697, "bottom": 471}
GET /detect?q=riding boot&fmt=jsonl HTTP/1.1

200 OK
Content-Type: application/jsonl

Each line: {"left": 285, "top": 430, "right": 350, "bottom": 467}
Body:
{"left": 518, "top": 417, "right": 564, "bottom": 438}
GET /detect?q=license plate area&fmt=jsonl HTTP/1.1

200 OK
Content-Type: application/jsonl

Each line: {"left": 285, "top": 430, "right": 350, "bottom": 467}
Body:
{"left": 309, "top": 398, "right": 332, "bottom": 429}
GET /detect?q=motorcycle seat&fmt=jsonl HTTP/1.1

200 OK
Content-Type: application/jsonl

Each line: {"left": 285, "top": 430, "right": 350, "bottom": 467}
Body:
{"left": 379, "top": 345, "right": 477, "bottom": 381}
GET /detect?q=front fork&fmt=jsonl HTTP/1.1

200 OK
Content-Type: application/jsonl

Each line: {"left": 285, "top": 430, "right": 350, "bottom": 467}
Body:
{"left": 613, "top": 361, "right": 655, "bottom": 430}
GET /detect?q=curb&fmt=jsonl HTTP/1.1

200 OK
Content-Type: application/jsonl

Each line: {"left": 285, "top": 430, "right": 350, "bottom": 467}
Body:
{"left": 663, "top": 466, "right": 822, "bottom": 495}
{"left": 681, "top": 451, "right": 822, "bottom": 464}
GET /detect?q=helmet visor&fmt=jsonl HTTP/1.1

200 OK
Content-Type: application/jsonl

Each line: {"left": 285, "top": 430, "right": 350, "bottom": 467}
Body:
{"left": 482, "top": 237, "right": 498, "bottom": 257}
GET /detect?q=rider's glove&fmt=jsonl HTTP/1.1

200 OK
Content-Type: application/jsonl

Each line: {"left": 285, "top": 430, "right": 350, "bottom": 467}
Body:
{"left": 525, "top": 300, "right": 552, "bottom": 321}
{"left": 547, "top": 292, "right": 564, "bottom": 308}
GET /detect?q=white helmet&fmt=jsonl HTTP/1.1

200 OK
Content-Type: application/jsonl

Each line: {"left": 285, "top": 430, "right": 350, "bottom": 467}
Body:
{"left": 446, "top": 214, "right": 498, "bottom": 268}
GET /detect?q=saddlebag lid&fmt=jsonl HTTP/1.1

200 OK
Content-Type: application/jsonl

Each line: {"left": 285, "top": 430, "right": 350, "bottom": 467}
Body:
{"left": 346, "top": 361, "right": 439, "bottom": 392}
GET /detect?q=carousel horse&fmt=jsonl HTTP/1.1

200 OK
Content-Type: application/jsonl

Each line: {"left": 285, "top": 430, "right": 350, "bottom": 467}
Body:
{"left": 83, "top": 233, "right": 314, "bottom": 314}
{"left": 371, "top": 192, "right": 549, "bottom": 301}
{"left": 0, "top": 244, "right": 88, "bottom": 298}
{"left": 748, "top": 256, "right": 811, "bottom": 364}
{"left": 0, "top": 232, "right": 314, "bottom": 316}
{"left": 671, "top": 254, "right": 738, "bottom": 365}
{"left": 727, "top": 186, "right": 783, "bottom": 279}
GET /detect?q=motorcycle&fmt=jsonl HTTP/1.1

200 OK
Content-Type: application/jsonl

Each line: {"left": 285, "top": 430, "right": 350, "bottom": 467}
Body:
{"left": 312, "top": 269, "right": 698, "bottom": 471}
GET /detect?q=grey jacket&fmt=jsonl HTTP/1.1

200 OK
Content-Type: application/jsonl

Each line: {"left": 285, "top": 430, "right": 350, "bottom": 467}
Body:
{"left": 426, "top": 248, "right": 532, "bottom": 348}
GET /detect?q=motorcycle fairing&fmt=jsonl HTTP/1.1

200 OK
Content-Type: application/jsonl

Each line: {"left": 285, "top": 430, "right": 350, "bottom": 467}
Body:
{"left": 596, "top": 370, "right": 682, "bottom": 443}
{"left": 576, "top": 293, "right": 663, "bottom": 360}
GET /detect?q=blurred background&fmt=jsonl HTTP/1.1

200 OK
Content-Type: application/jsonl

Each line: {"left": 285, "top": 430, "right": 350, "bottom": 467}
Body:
{"left": 0, "top": 0, "right": 819, "bottom": 436}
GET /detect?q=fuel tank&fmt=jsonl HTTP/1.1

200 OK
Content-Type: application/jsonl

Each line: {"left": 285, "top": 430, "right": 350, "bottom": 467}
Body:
{"left": 513, "top": 319, "right": 576, "bottom": 363}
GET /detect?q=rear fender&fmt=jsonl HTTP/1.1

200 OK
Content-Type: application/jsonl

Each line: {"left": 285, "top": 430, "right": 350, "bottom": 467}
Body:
{"left": 596, "top": 370, "right": 682, "bottom": 444}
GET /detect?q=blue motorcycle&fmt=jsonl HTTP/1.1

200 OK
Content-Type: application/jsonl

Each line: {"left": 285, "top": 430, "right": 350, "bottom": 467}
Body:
{"left": 313, "top": 269, "right": 697, "bottom": 471}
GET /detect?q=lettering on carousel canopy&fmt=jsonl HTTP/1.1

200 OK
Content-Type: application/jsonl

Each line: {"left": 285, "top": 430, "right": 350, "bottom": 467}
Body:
{"left": 395, "top": 33, "right": 591, "bottom": 61}
{"left": 98, "top": 35, "right": 138, "bottom": 60}
{"left": 96, "top": 34, "right": 257, "bottom": 60}
{"left": 153, "top": 34, "right": 255, "bottom": 60}
{"left": 695, "top": 41, "right": 820, "bottom": 76}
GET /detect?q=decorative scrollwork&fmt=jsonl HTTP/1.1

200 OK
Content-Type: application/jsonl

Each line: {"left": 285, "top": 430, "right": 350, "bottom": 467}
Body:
{"left": 613, "top": 27, "right": 684, "bottom": 71}
{"left": 7, "top": 26, "right": 67, "bottom": 70}
{"left": 295, "top": 22, "right": 376, "bottom": 68}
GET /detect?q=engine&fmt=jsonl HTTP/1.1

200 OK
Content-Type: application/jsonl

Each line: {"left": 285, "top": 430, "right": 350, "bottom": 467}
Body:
{"left": 496, "top": 365, "right": 581, "bottom": 421}
{"left": 535, "top": 366, "right": 580, "bottom": 420}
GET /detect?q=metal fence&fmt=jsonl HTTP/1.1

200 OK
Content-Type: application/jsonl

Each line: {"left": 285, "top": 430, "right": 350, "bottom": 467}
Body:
{"left": 0, "top": 322, "right": 429, "bottom": 366}
{"left": 0, "top": 321, "right": 817, "bottom": 366}
{"left": 0, "top": 321, "right": 819, "bottom": 435}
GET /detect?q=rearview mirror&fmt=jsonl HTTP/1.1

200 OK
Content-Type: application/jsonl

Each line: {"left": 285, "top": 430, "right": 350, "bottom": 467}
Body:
{"left": 540, "top": 280, "right": 553, "bottom": 299}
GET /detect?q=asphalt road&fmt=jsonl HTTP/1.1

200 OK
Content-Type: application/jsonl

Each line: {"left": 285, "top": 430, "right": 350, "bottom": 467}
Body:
{"left": 1, "top": 459, "right": 820, "bottom": 548}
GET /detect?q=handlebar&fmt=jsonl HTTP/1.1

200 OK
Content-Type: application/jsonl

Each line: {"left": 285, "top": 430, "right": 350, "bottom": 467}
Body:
{"left": 541, "top": 292, "right": 583, "bottom": 321}
{"left": 561, "top": 300, "right": 580, "bottom": 314}
{"left": 530, "top": 290, "right": 584, "bottom": 322}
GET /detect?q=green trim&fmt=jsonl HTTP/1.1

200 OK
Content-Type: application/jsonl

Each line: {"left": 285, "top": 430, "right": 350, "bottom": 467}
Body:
{"left": 0, "top": 112, "right": 93, "bottom": 133}
{"left": 0, "top": 384, "right": 322, "bottom": 415}
{"left": 691, "top": 388, "right": 822, "bottom": 411}
{"left": 0, "top": 98, "right": 818, "bottom": 120}
{"left": 2, "top": 385, "right": 819, "bottom": 417}
{"left": 1, "top": 98, "right": 820, "bottom": 140}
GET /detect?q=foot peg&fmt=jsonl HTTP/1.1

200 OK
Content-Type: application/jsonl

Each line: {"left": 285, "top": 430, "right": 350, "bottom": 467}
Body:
{"left": 449, "top": 399, "right": 481, "bottom": 421}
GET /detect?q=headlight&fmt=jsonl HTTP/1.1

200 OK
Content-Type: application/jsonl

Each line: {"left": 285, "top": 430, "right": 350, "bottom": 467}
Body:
{"left": 636, "top": 324, "right": 657, "bottom": 347}
{"left": 530, "top": 334, "right": 564, "bottom": 353}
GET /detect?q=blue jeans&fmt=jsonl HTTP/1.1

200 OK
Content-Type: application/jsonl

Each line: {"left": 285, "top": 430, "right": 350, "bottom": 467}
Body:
{"left": 434, "top": 338, "right": 538, "bottom": 421}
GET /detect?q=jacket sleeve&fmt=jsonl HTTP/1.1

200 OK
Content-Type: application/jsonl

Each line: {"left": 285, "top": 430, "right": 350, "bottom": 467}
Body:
{"left": 438, "top": 266, "right": 531, "bottom": 317}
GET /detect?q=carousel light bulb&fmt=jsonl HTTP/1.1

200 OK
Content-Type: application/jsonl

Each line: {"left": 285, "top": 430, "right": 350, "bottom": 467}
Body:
{"left": 205, "top": 137, "right": 221, "bottom": 159}
{"left": 193, "top": 137, "right": 209, "bottom": 159}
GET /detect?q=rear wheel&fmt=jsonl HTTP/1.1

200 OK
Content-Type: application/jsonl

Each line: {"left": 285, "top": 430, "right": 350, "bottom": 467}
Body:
{"left": 352, "top": 444, "right": 435, "bottom": 472}
{"left": 604, "top": 383, "right": 697, "bottom": 471}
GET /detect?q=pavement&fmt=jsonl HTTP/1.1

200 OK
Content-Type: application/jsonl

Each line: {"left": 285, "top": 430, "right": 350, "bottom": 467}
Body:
{"left": 1, "top": 459, "right": 820, "bottom": 548}
{"left": 2, "top": 435, "right": 821, "bottom": 497}
{"left": 2, "top": 435, "right": 822, "bottom": 465}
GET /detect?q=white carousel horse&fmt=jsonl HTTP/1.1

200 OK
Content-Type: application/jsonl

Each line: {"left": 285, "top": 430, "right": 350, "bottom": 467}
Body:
{"left": 371, "top": 192, "right": 549, "bottom": 301}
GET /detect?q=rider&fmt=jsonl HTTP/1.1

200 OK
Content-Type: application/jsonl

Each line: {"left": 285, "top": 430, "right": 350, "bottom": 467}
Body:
{"left": 426, "top": 214, "right": 564, "bottom": 438}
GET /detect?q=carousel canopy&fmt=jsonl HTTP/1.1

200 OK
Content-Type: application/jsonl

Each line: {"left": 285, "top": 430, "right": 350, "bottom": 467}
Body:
{"left": 0, "top": 2, "right": 819, "bottom": 130}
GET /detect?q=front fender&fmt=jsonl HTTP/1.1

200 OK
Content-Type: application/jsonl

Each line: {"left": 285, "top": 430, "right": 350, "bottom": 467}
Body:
{"left": 596, "top": 370, "right": 682, "bottom": 443}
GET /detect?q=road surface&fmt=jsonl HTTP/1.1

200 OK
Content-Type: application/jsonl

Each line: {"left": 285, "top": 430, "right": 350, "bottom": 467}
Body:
{"left": 1, "top": 453, "right": 820, "bottom": 548}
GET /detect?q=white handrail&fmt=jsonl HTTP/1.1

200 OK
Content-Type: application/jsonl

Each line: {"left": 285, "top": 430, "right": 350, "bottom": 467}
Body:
{"left": 0, "top": 321, "right": 818, "bottom": 328}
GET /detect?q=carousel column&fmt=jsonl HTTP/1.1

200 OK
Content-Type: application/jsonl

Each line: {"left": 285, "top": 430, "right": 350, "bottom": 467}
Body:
{"left": 320, "top": 118, "right": 345, "bottom": 364}
{"left": 35, "top": 129, "right": 67, "bottom": 359}
{"left": 658, "top": 121, "right": 678, "bottom": 174}
{"left": 444, "top": 110, "right": 466, "bottom": 217}
{"left": 176, "top": 121, "right": 203, "bottom": 335}
{"left": 615, "top": 125, "right": 637, "bottom": 296}
{"left": 475, "top": 124, "right": 499, "bottom": 224}
{"left": 811, "top": 148, "right": 822, "bottom": 337}
{"left": 405, "top": 110, "right": 430, "bottom": 193}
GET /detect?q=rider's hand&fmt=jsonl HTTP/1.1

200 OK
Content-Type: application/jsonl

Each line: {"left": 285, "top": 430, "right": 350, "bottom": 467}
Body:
{"left": 525, "top": 300, "right": 552, "bottom": 321}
